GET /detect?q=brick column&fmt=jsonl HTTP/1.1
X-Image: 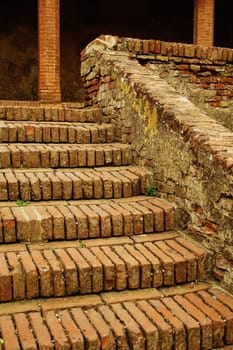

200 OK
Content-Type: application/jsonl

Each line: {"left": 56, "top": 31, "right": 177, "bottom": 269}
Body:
{"left": 38, "top": 0, "right": 61, "bottom": 102}
{"left": 193, "top": 0, "right": 215, "bottom": 46}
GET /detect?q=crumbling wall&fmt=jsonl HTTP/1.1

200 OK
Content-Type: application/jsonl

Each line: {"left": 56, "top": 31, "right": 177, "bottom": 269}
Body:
{"left": 81, "top": 36, "right": 233, "bottom": 293}
{"left": 105, "top": 37, "right": 233, "bottom": 130}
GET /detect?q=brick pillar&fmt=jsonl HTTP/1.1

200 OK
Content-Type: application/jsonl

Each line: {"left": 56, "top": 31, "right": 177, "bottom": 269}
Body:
{"left": 38, "top": 0, "right": 61, "bottom": 102}
{"left": 193, "top": 0, "right": 215, "bottom": 46}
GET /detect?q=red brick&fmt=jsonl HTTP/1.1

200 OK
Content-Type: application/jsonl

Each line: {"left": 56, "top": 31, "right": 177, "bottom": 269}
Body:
{"left": 111, "top": 303, "right": 145, "bottom": 349}
{"left": 29, "top": 312, "right": 54, "bottom": 350}
{"left": 45, "top": 310, "right": 70, "bottom": 349}
{"left": 110, "top": 202, "right": 133, "bottom": 235}
{"left": 66, "top": 247, "right": 91, "bottom": 294}
{"left": 0, "top": 315, "right": 20, "bottom": 350}
{"left": 175, "top": 294, "right": 212, "bottom": 349}
{"left": 102, "top": 246, "right": 127, "bottom": 291}
{"left": 20, "top": 251, "right": 39, "bottom": 299}
{"left": 166, "top": 239, "right": 197, "bottom": 281}
{"left": 141, "top": 200, "right": 164, "bottom": 232}
{"left": 90, "top": 246, "right": 115, "bottom": 291}
{"left": 185, "top": 292, "right": 225, "bottom": 348}
{"left": 150, "top": 299, "right": 186, "bottom": 349}
{"left": 79, "top": 204, "right": 100, "bottom": 238}
{"left": 59, "top": 310, "right": 84, "bottom": 349}
{"left": 125, "top": 244, "right": 152, "bottom": 288}
{"left": 162, "top": 297, "right": 200, "bottom": 349}
{"left": 43, "top": 249, "right": 65, "bottom": 297}
{"left": 54, "top": 248, "right": 79, "bottom": 295}
{"left": 134, "top": 243, "right": 163, "bottom": 287}
{"left": 0, "top": 207, "right": 16, "bottom": 242}
{"left": 137, "top": 300, "right": 171, "bottom": 349}
{"left": 78, "top": 247, "right": 103, "bottom": 293}
{"left": 71, "top": 308, "right": 100, "bottom": 348}
{"left": 46, "top": 206, "right": 65, "bottom": 240}
{"left": 90, "top": 204, "right": 111, "bottom": 237}
{"left": 13, "top": 313, "right": 37, "bottom": 350}
{"left": 100, "top": 203, "right": 124, "bottom": 236}
{"left": 0, "top": 253, "right": 12, "bottom": 301}
{"left": 145, "top": 242, "right": 174, "bottom": 285}
{"left": 98, "top": 305, "right": 130, "bottom": 348}
{"left": 6, "top": 252, "right": 25, "bottom": 300}
{"left": 197, "top": 290, "right": 233, "bottom": 344}
{"left": 31, "top": 250, "right": 53, "bottom": 297}
{"left": 68, "top": 205, "right": 88, "bottom": 239}
{"left": 86, "top": 308, "right": 116, "bottom": 348}
{"left": 57, "top": 205, "right": 76, "bottom": 240}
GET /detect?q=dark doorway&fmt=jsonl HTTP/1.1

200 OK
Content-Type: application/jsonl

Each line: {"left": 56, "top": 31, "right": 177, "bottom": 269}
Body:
{"left": 215, "top": 0, "right": 233, "bottom": 48}
{"left": 60, "top": 0, "right": 194, "bottom": 101}
{"left": 0, "top": 1, "right": 38, "bottom": 100}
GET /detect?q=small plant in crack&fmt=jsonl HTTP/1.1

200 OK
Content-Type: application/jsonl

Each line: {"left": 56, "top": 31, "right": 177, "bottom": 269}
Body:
{"left": 79, "top": 240, "right": 86, "bottom": 248}
{"left": 16, "top": 199, "right": 31, "bottom": 207}
{"left": 144, "top": 184, "right": 158, "bottom": 197}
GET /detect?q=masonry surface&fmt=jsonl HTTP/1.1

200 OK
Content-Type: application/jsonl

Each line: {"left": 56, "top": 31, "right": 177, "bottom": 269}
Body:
{"left": 0, "top": 35, "right": 233, "bottom": 349}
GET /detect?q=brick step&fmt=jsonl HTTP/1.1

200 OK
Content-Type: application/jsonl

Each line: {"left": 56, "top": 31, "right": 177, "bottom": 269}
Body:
{"left": 0, "top": 166, "right": 152, "bottom": 201}
{"left": 0, "top": 106, "right": 103, "bottom": 123}
{"left": 0, "top": 143, "right": 131, "bottom": 168}
{"left": 0, "top": 196, "right": 174, "bottom": 242}
{"left": 1, "top": 282, "right": 233, "bottom": 349}
{"left": 0, "top": 121, "right": 114, "bottom": 143}
{"left": 0, "top": 232, "right": 213, "bottom": 302}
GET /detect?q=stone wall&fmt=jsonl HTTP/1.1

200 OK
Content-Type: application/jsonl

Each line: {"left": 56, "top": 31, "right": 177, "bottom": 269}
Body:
{"left": 81, "top": 36, "right": 233, "bottom": 293}
{"left": 115, "top": 37, "right": 233, "bottom": 130}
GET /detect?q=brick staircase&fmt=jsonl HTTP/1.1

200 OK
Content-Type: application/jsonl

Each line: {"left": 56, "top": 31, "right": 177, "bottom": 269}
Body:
{"left": 0, "top": 104, "right": 233, "bottom": 350}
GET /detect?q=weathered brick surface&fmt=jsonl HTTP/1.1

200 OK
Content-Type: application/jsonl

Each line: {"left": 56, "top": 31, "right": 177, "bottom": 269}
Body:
{"left": 1, "top": 285, "right": 233, "bottom": 349}
{"left": 0, "top": 234, "right": 214, "bottom": 302}
{"left": 0, "top": 196, "right": 174, "bottom": 243}
{"left": 81, "top": 42, "right": 233, "bottom": 293}
{"left": 0, "top": 100, "right": 233, "bottom": 349}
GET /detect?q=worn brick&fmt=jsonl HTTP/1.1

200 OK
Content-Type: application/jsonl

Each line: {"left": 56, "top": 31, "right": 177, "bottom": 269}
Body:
{"left": 78, "top": 247, "right": 103, "bottom": 293}
{"left": 54, "top": 248, "right": 79, "bottom": 295}
{"left": 86, "top": 308, "right": 116, "bottom": 349}
{"left": 66, "top": 247, "right": 91, "bottom": 294}
{"left": 197, "top": 290, "right": 233, "bottom": 344}
{"left": 0, "top": 315, "right": 20, "bottom": 350}
{"left": 43, "top": 249, "right": 65, "bottom": 297}
{"left": 110, "top": 202, "right": 133, "bottom": 235}
{"left": 100, "top": 203, "right": 124, "bottom": 236}
{"left": 57, "top": 205, "right": 76, "bottom": 240}
{"left": 185, "top": 292, "right": 225, "bottom": 348}
{"left": 90, "top": 246, "right": 115, "bottom": 291}
{"left": 163, "top": 296, "right": 201, "bottom": 349}
{"left": 145, "top": 241, "right": 174, "bottom": 285}
{"left": 45, "top": 310, "right": 71, "bottom": 349}
{"left": 0, "top": 253, "right": 12, "bottom": 301}
{"left": 150, "top": 299, "right": 186, "bottom": 350}
{"left": 102, "top": 245, "right": 127, "bottom": 291}
{"left": 79, "top": 204, "right": 100, "bottom": 238}
{"left": 29, "top": 312, "right": 54, "bottom": 350}
{"left": 134, "top": 243, "right": 163, "bottom": 287}
{"left": 111, "top": 303, "right": 145, "bottom": 349}
{"left": 112, "top": 245, "right": 140, "bottom": 289}
{"left": 59, "top": 310, "right": 84, "bottom": 349}
{"left": 141, "top": 200, "right": 165, "bottom": 232}
{"left": 47, "top": 206, "right": 65, "bottom": 240}
{"left": 13, "top": 313, "right": 37, "bottom": 350}
{"left": 6, "top": 252, "right": 25, "bottom": 300}
{"left": 31, "top": 250, "right": 53, "bottom": 297}
{"left": 20, "top": 251, "right": 39, "bottom": 299}
{"left": 0, "top": 207, "right": 16, "bottom": 242}
{"left": 71, "top": 308, "right": 100, "bottom": 349}
{"left": 98, "top": 305, "right": 130, "bottom": 349}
